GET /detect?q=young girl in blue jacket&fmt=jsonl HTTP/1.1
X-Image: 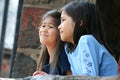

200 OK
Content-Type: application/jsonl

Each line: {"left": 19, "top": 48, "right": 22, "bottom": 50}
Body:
{"left": 58, "top": 1, "right": 118, "bottom": 76}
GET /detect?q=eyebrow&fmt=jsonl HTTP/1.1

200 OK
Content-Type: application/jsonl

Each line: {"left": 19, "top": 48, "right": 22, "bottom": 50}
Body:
{"left": 61, "top": 15, "right": 66, "bottom": 19}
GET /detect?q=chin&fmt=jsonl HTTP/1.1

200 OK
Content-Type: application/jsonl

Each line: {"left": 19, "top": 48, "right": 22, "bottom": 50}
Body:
{"left": 40, "top": 40, "right": 46, "bottom": 44}
{"left": 61, "top": 38, "right": 65, "bottom": 42}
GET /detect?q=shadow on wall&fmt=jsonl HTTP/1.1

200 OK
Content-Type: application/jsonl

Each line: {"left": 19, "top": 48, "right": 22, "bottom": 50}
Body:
{"left": 97, "top": 0, "right": 120, "bottom": 63}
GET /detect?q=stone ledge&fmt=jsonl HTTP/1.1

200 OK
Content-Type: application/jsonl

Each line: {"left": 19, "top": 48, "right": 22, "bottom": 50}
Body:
{"left": 30, "top": 75, "right": 120, "bottom": 80}
{"left": 1, "top": 75, "right": 120, "bottom": 80}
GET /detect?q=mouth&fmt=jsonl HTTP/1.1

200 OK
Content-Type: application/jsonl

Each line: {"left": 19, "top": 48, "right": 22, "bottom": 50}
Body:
{"left": 59, "top": 31, "right": 63, "bottom": 34}
{"left": 40, "top": 33, "right": 48, "bottom": 37}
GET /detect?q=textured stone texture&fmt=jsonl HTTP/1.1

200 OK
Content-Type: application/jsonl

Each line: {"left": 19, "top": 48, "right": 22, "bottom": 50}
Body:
{"left": 23, "top": 0, "right": 96, "bottom": 9}
{"left": 1, "top": 48, "right": 39, "bottom": 78}
{"left": 1, "top": 75, "right": 120, "bottom": 80}
{"left": 18, "top": 7, "right": 48, "bottom": 48}
{"left": 12, "top": 53, "right": 37, "bottom": 78}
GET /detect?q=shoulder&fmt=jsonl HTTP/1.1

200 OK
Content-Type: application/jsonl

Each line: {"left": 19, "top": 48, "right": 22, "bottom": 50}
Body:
{"left": 59, "top": 49, "right": 70, "bottom": 75}
{"left": 59, "top": 48, "right": 69, "bottom": 64}
{"left": 60, "top": 48, "right": 67, "bottom": 57}
{"left": 79, "top": 35, "right": 97, "bottom": 44}
{"left": 77, "top": 35, "right": 101, "bottom": 51}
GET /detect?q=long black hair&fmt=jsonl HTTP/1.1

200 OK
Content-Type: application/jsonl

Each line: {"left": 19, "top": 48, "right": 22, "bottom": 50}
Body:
{"left": 61, "top": 1, "right": 114, "bottom": 57}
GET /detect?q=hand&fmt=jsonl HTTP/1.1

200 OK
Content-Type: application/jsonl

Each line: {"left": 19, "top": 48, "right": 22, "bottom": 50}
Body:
{"left": 32, "top": 71, "right": 47, "bottom": 76}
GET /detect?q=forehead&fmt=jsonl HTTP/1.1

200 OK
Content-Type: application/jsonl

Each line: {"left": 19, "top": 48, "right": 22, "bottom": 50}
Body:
{"left": 42, "top": 17, "right": 56, "bottom": 25}
{"left": 61, "top": 10, "right": 67, "bottom": 16}
{"left": 61, "top": 10, "right": 70, "bottom": 18}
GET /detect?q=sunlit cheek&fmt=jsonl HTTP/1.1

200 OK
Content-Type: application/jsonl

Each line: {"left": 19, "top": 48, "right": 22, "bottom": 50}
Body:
{"left": 39, "top": 29, "right": 42, "bottom": 33}
{"left": 39, "top": 29, "right": 43, "bottom": 37}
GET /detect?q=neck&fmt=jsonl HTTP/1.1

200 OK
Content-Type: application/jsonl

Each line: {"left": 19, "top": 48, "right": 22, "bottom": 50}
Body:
{"left": 68, "top": 42, "right": 76, "bottom": 52}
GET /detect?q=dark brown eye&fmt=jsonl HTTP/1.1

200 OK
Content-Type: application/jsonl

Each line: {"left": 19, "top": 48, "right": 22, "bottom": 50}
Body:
{"left": 40, "top": 24, "right": 46, "bottom": 28}
{"left": 49, "top": 24, "right": 55, "bottom": 28}
{"left": 61, "top": 18, "right": 65, "bottom": 22}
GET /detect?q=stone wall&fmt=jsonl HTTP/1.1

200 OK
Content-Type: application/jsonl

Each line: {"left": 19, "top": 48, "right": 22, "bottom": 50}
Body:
{"left": 18, "top": 7, "right": 48, "bottom": 48}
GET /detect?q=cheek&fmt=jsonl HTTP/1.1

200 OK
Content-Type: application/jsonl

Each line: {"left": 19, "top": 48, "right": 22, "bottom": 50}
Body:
{"left": 39, "top": 29, "right": 42, "bottom": 36}
{"left": 51, "top": 31, "right": 58, "bottom": 40}
{"left": 61, "top": 23, "right": 67, "bottom": 30}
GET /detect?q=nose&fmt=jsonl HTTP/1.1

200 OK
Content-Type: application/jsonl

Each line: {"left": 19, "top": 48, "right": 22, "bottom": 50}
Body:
{"left": 39, "top": 27, "right": 48, "bottom": 34}
{"left": 43, "top": 27, "right": 48, "bottom": 32}
{"left": 58, "top": 24, "right": 61, "bottom": 30}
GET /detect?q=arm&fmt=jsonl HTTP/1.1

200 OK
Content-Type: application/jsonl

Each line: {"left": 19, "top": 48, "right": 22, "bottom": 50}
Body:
{"left": 78, "top": 36, "right": 99, "bottom": 76}
{"left": 65, "top": 69, "right": 72, "bottom": 75}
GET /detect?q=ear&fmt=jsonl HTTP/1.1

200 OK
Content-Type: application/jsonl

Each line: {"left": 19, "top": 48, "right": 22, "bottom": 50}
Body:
{"left": 80, "top": 20, "right": 83, "bottom": 27}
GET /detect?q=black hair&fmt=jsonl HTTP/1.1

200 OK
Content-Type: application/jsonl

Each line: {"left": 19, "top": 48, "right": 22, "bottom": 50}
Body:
{"left": 61, "top": 1, "right": 114, "bottom": 56}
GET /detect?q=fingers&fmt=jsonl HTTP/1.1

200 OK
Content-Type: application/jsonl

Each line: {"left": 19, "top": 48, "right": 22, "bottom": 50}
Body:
{"left": 33, "top": 71, "right": 47, "bottom": 76}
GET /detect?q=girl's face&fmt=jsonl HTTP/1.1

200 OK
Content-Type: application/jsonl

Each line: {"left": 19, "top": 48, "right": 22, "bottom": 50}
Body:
{"left": 58, "top": 10, "right": 75, "bottom": 44}
{"left": 39, "top": 17, "right": 58, "bottom": 47}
